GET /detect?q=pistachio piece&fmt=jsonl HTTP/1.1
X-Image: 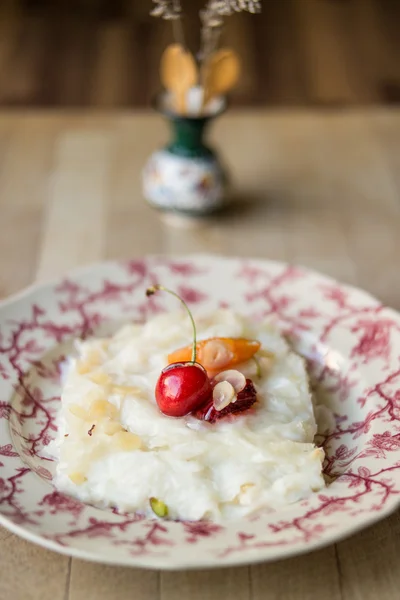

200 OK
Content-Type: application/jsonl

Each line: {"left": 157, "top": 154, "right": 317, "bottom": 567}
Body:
{"left": 150, "top": 497, "right": 168, "bottom": 518}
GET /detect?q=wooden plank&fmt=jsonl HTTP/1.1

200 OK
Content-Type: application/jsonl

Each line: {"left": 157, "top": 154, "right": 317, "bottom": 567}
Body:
{"left": 36, "top": 129, "right": 111, "bottom": 281}
{"left": 351, "top": 0, "right": 400, "bottom": 103}
{"left": 254, "top": 0, "right": 307, "bottom": 105}
{"left": 0, "top": 524, "right": 12, "bottom": 541}
{"left": 104, "top": 121, "right": 164, "bottom": 257}
{"left": 370, "top": 111, "right": 400, "bottom": 200}
{"left": 293, "top": 0, "right": 361, "bottom": 104}
{"left": 0, "top": 16, "right": 47, "bottom": 105}
{"left": 161, "top": 567, "right": 250, "bottom": 600}
{"left": 303, "top": 112, "right": 399, "bottom": 214}
{"left": 220, "top": 13, "right": 259, "bottom": 106}
{"left": 0, "top": 2, "right": 21, "bottom": 94}
{"left": 0, "top": 121, "right": 55, "bottom": 297}
{"left": 90, "top": 22, "right": 131, "bottom": 107}
{"left": 38, "top": 16, "right": 96, "bottom": 107}
{"left": 252, "top": 546, "right": 342, "bottom": 600}
{"left": 0, "top": 535, "right": 70, "bottom": 600}
{"left": 285, "top": 209, "right": 357, "bottom": 284}
{"left": 68, "top": 562, "right": 159, "bottom": 600}
{"left": 337, "top": 510, "right": 400, "bottom": 600}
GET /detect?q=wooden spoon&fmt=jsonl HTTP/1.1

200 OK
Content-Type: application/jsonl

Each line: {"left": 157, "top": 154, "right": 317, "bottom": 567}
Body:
{"left": 160, "top": 43, "right": 197, "bottom": 115}
{"left": 201, "top": 48, "right": 241, "bottom": 110}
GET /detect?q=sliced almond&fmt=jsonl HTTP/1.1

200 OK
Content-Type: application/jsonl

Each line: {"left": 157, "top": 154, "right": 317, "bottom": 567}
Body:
{"left": 99, "top": 420, "right": 123, "bottom": 435}
{"left": 88, "top": 371, "right": 112, "bottom": 386}
{"left": 90, "top": 399, "right": 118, "bottom": 419}
{"left": 212, "top": 381, "right": 236, "bottom": 411}
{"left": 68, "top": 404, "right": 90, "bottom": 420}
{"left": 213, "top": 369, "right": 246, "bottom": 394}
{"left": 111, "top": 384, "right": 143, "bottom": 397}
{"left": 112, "top": 431, "right": 142, "bottom": 451}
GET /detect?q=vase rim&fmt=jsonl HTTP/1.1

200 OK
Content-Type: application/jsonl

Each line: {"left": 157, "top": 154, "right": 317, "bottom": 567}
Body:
{"left": 153, "top": 88, "right": 228, "bottom": 122}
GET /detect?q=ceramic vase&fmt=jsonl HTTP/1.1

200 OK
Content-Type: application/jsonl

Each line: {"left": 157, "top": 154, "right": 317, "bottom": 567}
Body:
{"left": 143, "top": 94, "right": 228, "bottom": 218}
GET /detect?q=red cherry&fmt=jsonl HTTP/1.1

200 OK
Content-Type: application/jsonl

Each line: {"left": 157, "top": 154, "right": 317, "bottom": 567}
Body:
{"left": 146, "top": 284, "right": 212, "bottom": 418}
{"left": 155, "top": 362, "right": 212, "bottom": 417}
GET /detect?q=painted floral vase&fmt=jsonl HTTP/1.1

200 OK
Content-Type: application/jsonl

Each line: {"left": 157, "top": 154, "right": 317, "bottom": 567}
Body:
{"left": 143, "top": 93, "right": 228, "bottom": 217}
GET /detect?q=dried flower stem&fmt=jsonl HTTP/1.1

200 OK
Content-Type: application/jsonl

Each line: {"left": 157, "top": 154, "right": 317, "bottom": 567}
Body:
{"left": 199, "top": 0, "right": 261, "bottom": 63}
{"left": 151, "top": 0, "right": 186, "bottom": 48}
{"left": 172, "top": 17, "right": 185, "bottom": 48}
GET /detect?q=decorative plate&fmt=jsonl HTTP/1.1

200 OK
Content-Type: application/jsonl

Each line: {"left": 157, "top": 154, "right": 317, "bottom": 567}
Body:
{"left": 1, "top": 255, "right": 400, "bottom": 569}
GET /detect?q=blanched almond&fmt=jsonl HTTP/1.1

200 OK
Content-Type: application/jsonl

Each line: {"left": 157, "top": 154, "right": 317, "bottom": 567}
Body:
{"left": 202, "top": 339, "right": 233, "bottom": 370}
{"left": 212, "top": 381, "right": 236, "bottom": 411}
{"left": 213, "top": 369, "right": 246, "bottom": 394}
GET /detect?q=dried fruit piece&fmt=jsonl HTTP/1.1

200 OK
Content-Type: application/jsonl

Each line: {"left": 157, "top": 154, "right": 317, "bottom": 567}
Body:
{"left": 213, "top": 369, "right": 246, "bottom": 394}
{"left": 213, "top": 381, "right": 236, "bottom": 411}
{"left": 150, "top": 497, "right": 168, "bottom": 518}
{"left": 168, "top": 337, "right": 261, "bottom": 371}
{"left": 194, "top": 379, "right": 257, "bottom": 423}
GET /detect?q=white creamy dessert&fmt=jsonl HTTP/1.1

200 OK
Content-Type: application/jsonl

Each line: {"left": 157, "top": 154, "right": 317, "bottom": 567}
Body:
{"left": 48, "top": 309, "right": 325, "bottom": 521}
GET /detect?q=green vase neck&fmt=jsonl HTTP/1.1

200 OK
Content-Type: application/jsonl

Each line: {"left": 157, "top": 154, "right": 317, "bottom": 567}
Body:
{"left": 167, "top": 117, "right": 213, "bottom": 159}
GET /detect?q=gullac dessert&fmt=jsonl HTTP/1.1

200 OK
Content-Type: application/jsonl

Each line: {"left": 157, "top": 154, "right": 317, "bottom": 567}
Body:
{"left": 48, "top": 285, "right": 325, "bottom": 521}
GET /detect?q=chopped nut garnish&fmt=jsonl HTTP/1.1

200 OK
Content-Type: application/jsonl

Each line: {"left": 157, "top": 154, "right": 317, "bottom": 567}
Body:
{"left": 150, "top": 497, "right": 168, "bottom": 518}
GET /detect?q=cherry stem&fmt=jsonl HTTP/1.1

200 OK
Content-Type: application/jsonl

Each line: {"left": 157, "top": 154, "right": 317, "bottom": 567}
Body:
{"left": 146, "top": 284, "right": 197, "bottom": 363}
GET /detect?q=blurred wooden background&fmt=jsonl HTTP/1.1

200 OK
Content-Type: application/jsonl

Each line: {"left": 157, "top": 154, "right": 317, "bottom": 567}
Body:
{"left": 0, "top": 0, "right": 399, "bottom": 108}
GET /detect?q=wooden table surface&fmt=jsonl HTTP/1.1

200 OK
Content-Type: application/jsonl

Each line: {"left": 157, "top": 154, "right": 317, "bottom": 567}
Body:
{"left": 0, "top": 109, "right": 400, "bottom": 599}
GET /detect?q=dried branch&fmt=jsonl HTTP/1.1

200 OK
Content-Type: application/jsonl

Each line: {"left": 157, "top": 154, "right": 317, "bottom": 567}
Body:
{"left": 150, "top": 0, "right": 181, "bottom": 20}
{"left": 151, "top": 0, "right": 186, "bottom": 47}
{"left": 199, "top": 0, "right": 261, "bottom": 62}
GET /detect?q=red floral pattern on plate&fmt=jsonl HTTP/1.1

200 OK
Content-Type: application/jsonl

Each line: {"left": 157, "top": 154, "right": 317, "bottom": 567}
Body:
{"left": 1, "top": 255, "right": 400, "bottom": 569}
